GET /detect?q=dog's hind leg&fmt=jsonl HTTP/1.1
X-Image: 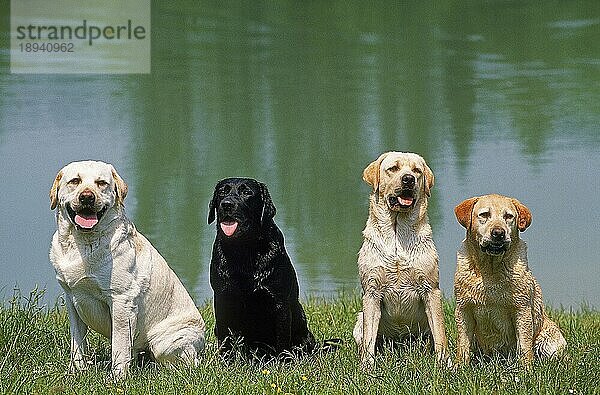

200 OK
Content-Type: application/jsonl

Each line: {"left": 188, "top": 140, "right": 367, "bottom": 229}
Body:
{"left": 289, "top": 300, "right": 316, "bottom": 353}
{"left": 149, "top": 322, "right": 205, "bottom": 366}
{"left": 534, "top": 318, "right": 567, "bottom": 359}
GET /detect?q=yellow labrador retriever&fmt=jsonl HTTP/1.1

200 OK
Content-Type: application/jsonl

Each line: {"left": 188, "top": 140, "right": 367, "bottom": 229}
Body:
{"left": 353, "top": 152, "right": 448, "bottom": 368}
{"left": 49, "top": 160, "right": 205, "bottom": 379}
{"left": 454, "top": 194, "right": 566, "bottom": 366}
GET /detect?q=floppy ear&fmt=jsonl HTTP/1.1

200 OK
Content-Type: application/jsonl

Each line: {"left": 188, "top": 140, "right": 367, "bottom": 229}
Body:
{"left": 511, "top": 198, "right": 532, "bottom": 232}
{"left": 49, "top": 169, "right": 63, "bottom": 210}
{"left": 363, "top": 152, "right": 389, "bottom": 192}
{"left": 110, "top": 165, "right": 128, "bottom": 206}
{"left": 455, "top": 197, "right": 478, "bottom": 230}
{"left": 259, "top": 182, "right": 276, "bottom": 225}
{"left": 207, "top": 183, "right": 220, "bottom": 225}
{"left": 423, "top": 161, "right": 435, "bottom": 197}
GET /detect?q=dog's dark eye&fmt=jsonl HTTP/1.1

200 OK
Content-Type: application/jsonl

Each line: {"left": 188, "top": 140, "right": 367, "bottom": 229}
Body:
{"left": 504, "top": 213, "right": 514, "bottom": 221}
{"left": 387, "top": 165, "right": 399, "bottom": 173}
{"left": 478, "top": 212, "right": 490, "bottom": 219}
{"left": 67, "top": 177, "right": 81, "bottom": 186}
{"left": 237, "top": 184, "right": 254, "bottom": 196}
{"left": 96, "top": 180, "right": 108, "bottom": 187}
{"left": 219, "top": 185, "right": 231, "bottom": 196}
{"left": 413, "top": 168, "right": 422, "bottom": 175}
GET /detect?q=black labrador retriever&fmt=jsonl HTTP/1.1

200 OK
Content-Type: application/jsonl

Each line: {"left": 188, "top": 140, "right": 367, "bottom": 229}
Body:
{"left": 208, "top": 177, "right": 316, "bottom": 359}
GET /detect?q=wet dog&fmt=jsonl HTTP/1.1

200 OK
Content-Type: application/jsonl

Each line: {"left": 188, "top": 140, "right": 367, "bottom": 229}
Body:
{"left": 353, "top": 152, "right": 448, "bottom": 368}
{"left": 208, "top": 178, "right": 316, "bottom": 359}
{"left": 454, "top": 194, "right": 566, "bottom": 366}
{"left": 49, "top": 161, "right": 205, "bottom": 380}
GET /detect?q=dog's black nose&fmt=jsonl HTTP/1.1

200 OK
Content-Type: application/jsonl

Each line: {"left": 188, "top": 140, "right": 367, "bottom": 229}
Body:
{"left": 491, "top": 227, "right": 506, "bottom": 241}
{"left": 79, "top": 190, "right": 95, "bottom": 205}
{"left": 401, "top": 174, "right": 415, "bottom": 187}
{"left": 220, "top": 200, "right": 234, "bottom": 212}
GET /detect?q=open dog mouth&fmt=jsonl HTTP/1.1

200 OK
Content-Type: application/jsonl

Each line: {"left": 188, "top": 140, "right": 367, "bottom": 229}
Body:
{"left": 66, "top": 203, "right": 106, "bottom": 231}
{"left": 388, "top": 190, "right": 416, "bottom": 210}
{"left": 481, "top": 242, "right": 509, "bottom": 256}
{"left": 219, "top": 217, "right": 239, "bottom": 237}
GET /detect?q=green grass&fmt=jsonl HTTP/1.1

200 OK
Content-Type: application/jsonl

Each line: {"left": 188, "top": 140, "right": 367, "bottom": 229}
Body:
{"left": 1, "top": 288, "right": 598, "bottom": 395}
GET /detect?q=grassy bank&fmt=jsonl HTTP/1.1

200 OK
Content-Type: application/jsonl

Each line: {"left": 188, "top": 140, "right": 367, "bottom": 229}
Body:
{"left": 1, "top": 289, "right": 598, "bottom": 394}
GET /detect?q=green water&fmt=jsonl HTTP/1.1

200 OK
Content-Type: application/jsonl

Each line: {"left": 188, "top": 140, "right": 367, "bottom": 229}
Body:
{"left": 1, "top": 1, "right": 598, "bottom": 307}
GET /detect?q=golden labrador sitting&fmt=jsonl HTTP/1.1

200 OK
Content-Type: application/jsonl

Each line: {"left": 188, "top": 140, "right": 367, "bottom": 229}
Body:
{"left": 353, "top": 152, "right": 448, "bottom": 368}
{"left": 454, "top": 194, "right": 566, "bottom": 366}
{"left": 49, "top": 161, "right": 205, "bottom": 380}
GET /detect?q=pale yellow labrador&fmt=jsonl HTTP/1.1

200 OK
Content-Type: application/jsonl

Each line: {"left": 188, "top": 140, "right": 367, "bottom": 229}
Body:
{"left": 353, "top": 152, "right": 448, "bottom": 368}
{"left": 49, "top": 160, "right": 205, "bottom": 380}
{"left": 454, "top": 194, "right": 566, "bottom": 366}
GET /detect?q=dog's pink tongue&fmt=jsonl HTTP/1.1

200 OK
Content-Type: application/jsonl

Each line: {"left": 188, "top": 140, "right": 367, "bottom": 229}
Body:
{"left": 400, "top": 197, "right": 414, "bottom": 206}
{"left": 75, "top": 213, "right": 98, "bottom": 229}
{"left": 220, "top": 221, "right": 238, "bottom": 237}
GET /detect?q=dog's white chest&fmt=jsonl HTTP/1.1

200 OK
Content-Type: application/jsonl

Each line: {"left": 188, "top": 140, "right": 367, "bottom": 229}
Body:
{"left": 51, "top": 234, "right": 112, "bottom": 291}
{"left": 55, "top": 253, "right": 111, "bottom": 291}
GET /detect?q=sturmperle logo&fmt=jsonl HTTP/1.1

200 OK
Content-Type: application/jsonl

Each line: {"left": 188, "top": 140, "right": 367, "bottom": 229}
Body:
{"left": 10, "top": 0, "right": 151, "bottom": 74}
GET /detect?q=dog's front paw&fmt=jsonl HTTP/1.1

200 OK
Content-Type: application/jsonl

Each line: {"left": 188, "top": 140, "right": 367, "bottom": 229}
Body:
{"left": 454, "top": 354, "right": 470, "bottom": 367}
{"left": 359, "top": 355, "right": 375, "bottom": 371}
{"left": 435, "top": 347, "right": 453, "bottom": 368}
{"left": 519, "top": 353, "right": 534, "bottom": 370}
{"left": 111, "top": 363, "right": 129, "bottom": 381}
{"left": 70, "top": 358, "right": 89, "bottom": 373}
{"left": 436, "top": 350, "right": 453, "bottom": 368}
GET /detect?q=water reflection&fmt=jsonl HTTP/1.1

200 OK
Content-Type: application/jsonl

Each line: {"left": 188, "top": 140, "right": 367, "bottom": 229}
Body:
{"left": 0, "top": 0, "right": 598, "bottom": 307}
